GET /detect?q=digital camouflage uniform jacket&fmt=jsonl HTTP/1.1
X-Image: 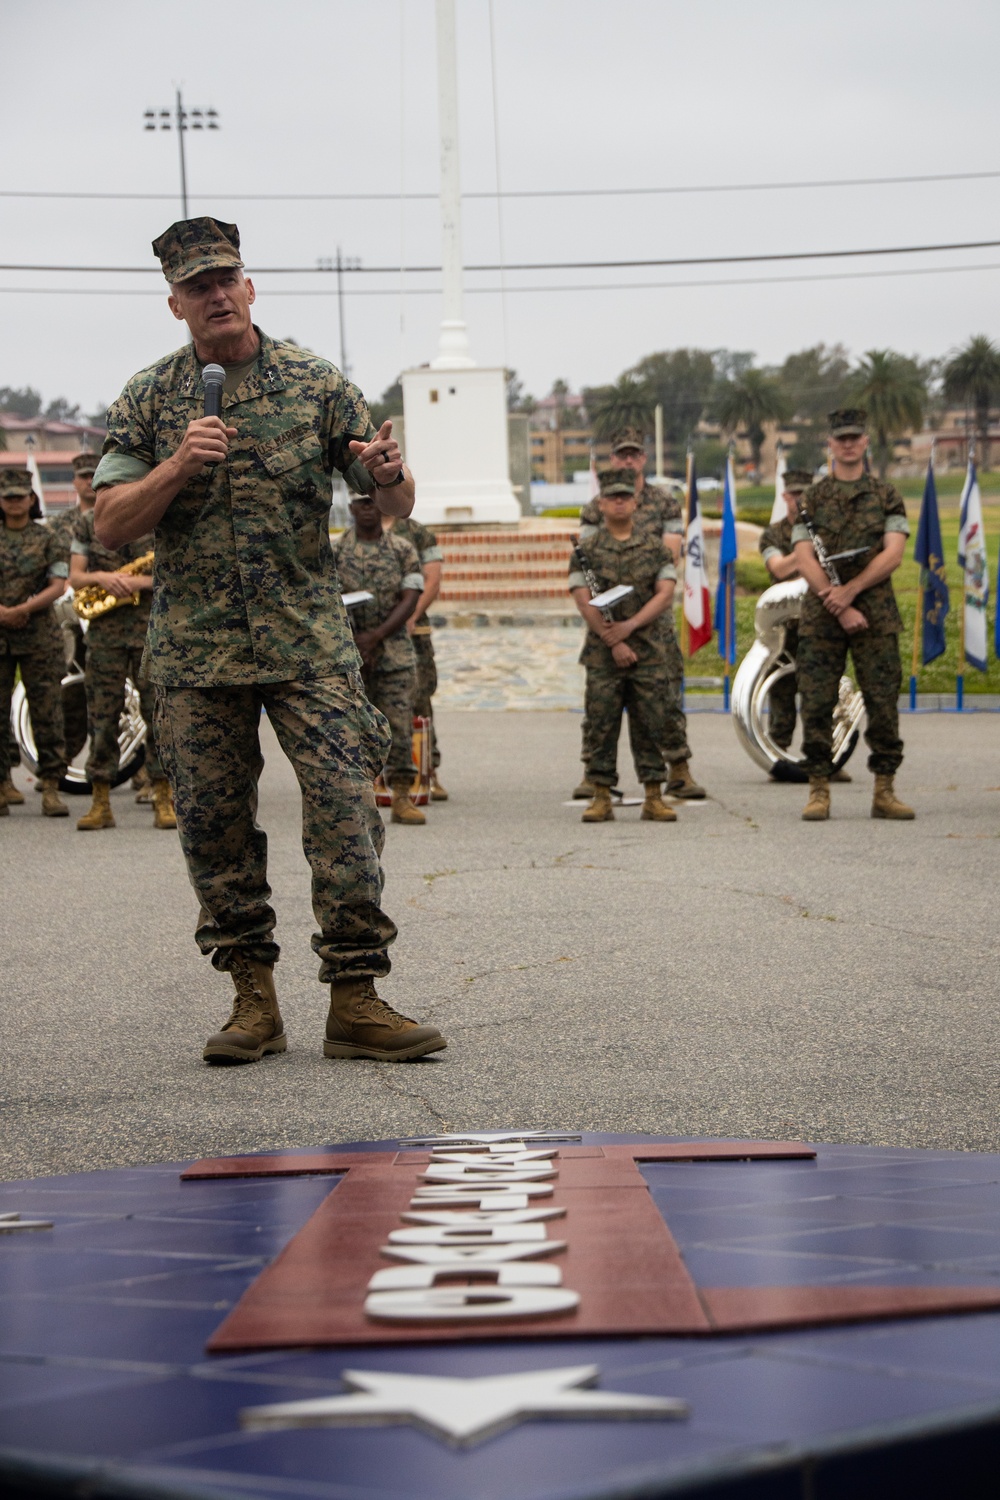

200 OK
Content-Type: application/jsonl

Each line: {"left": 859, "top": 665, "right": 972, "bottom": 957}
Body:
{"left": 569, "top": 526, "right": 677, "bottom": 670}
{"left": 331, "top": 528, "right": 423, "bottom": 671}
{"left": 93, "top": 328, "right": 378, "bottom": 687}
{"left": 759, "top": 514, "right": 794, "bottom": 563}
{"left": 71, "top": 508, "right": 154, "bottom": 650}
{"left": 45, "top": 508, "right": 81, "bottom": 573}
{"left": 0, "top": 520, "right": 68, "bottom": 658}
{"left": 579, "top": 481, "right": 683, "bottom": 543}
{"left": 389, "top": 516, "right": 443, "bottom": 629}
{"left": 792, "top": 475, "right": 909, "bottom": 638}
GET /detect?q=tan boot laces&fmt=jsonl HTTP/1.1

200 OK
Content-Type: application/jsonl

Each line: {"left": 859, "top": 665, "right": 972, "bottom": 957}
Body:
{"left": 226, "top": 956, "right": 268, "bottom": 1031}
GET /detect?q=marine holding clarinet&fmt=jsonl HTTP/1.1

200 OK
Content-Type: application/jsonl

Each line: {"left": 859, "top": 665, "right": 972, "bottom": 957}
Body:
{"left": 92, "top": 217, "right": 446, "bottom": 1067}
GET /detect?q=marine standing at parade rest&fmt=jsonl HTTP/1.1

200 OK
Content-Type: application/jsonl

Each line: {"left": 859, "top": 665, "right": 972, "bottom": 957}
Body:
{"left": 70, "top": 509, "right": 176, "bottom": 831}
{"left": 0, "top": 467, "right": 69, "bottom": 817}
{"left": 385, "top": 512, "right": 448, "bottom": 800}
{"left": 792, "top": 408, "right": 914, "bottom": 822}
{"left": 575, "top": 427, "right": 705, "bottom": 802}
{"left": 570, "top": 469, "right": 679, "bottom": 824}
{"left": 758, "top": 468, "right": 851, "bottom": 783}
{"left": 46, "top": 452, "right": 98, "bottom": 567}
{"left": 92, "top": 216, "right": 446, "bottom": 1065}
{"left": 333, "top": 494, "right": 426, "bottom": 825}
{"left": 43, "top": 452, "right": 99, "bottom": 779}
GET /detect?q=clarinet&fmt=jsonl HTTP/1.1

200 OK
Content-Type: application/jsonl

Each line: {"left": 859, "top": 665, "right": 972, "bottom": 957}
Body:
{"left": 571, "top": 542, "right": 616, "bottom": 623}
{"left": 798, "top": 506, "right": 843, "bottom": 586}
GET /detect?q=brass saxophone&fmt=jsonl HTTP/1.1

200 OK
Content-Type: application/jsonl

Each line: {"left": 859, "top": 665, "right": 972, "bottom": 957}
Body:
{"left": 73, "top": 552, "right": 154, "bottom": 621}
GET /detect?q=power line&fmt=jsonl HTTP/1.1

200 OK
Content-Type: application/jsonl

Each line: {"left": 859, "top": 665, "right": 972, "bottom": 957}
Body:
{"left": 3, "top": 259, "right": 999, "bottom": 299}
{"left": 2, "top": 167, "right": 1000, "bottom": 202}
{"left": 2, "top": 238, "right": 1000, "bottom": 276}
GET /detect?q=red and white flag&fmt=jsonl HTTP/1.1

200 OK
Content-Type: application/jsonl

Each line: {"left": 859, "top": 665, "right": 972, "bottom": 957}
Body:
{"left": 683, "top": 453, "right": 712, "bottom": 655}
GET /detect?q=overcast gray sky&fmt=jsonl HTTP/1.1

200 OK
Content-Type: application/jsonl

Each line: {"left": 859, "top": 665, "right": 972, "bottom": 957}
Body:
{"left": 3, "top": 0, "right": 999, "bottom": 416}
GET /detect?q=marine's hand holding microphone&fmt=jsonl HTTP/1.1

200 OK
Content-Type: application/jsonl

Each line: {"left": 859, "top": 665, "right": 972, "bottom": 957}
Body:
{"left": 171, "top": 366, "right": 236, "bottom": 479}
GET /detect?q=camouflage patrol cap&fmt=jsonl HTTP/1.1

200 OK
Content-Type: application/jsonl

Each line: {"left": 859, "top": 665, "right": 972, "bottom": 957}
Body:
{"left": 828, "top": 407, "right": 868, "bottom": 437}
{"left": 72, "top": 452, "right": 98, "bottom": 476}
{"left": 0, "top": 466, "right": 35, "bottom": 497}
{"left": 597, "top": 468, "right": 638, "bottom": 497}
{"left": 782, "top": 468, "right": 814, "bottom": 493}
{"left": 609, "top": 426, "right": 646, "bottom": 455}
{"left": 152, "top": 217, "right": 244, "bottom": 284}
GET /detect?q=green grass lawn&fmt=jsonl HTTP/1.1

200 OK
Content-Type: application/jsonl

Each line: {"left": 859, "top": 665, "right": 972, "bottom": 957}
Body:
{"left": 682, "top": 504, "right": 1000, "bottom": 693}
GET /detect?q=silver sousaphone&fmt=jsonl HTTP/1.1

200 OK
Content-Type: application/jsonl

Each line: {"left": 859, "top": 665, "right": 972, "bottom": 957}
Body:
{"left": 731, "top": 577, "right": 864, "bottom": 782}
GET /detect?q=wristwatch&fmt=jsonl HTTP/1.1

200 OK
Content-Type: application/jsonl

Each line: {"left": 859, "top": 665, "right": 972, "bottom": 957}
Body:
{"left": 373, "top": 467, "right": 405, "bottom": 489}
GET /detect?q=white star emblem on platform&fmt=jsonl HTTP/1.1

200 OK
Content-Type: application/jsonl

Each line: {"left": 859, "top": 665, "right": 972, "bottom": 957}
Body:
{"left": 241, "top": 1364, "right": 689, "bottom": 1448}
{"left": 0, "top": 1212, "right": 53, "bottom": 1234}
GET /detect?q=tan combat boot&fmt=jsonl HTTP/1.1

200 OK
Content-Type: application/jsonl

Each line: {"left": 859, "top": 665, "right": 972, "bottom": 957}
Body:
{"left": 573, "top": 776, "right": 595, "bottom": 800}
{"left": 1, "top": 776, "right": 23, "bottom": 806}
{"left": 151, "top": 778, "right": 177, "bottom": 830}
{"left": 641, "top": 782, "right": 678, "bottom": 822}
{"left": 133, "top": 765, "right": 153, "bottom": 804}
{"left": 0, "top": 783, "right": 8, "bottom": 818}
{"left": 40, "top": 778, "right": 69, "bottom": 818}
{"left": 871, "top": 774, "right": 915, "bottom": 820}
{"left": 325, "top": 977, "right": 446, "bottom": 1062}
{"left": 430, "top": 771, "right": 449, "bottom": 802}
{"left": 581, "top": 785, "right": 614, "bottom": 822}
{"left": 77, "top": 781, "right": 115, "bottom": 830}
{"left": 203, "top": 955, "right": 287, "bottom": 1064}
{"left": 390, "top": 786, "right": 426, "bottom": 825}
{"left": 801, "top": 777, "right": 830, "bottom": 821}
{"left": 830, "top": 768, "right": 852, "bottom": 783}
{"left": 666, "top": 760, "right": 706, "bottom": 799}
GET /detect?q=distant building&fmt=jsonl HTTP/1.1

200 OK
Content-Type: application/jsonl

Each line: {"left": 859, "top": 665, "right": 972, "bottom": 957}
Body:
{"left": 0, "top": 415, "right": 106, "bottom": 512}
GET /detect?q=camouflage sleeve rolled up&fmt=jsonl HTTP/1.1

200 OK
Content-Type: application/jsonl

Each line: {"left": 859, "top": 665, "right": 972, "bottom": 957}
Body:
{"left": 759, "top": 516, "right": 793, "bottom": 562}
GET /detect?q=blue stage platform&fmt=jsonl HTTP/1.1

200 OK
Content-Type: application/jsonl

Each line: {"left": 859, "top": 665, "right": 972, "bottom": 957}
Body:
{"left": 2, "top": 1135, "right": 1000, "bottom": 1498}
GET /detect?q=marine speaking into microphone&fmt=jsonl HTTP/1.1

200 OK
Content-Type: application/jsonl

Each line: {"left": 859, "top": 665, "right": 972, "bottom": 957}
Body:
{"left": 90, "top": 215, "right": 445, "bottom": 1070}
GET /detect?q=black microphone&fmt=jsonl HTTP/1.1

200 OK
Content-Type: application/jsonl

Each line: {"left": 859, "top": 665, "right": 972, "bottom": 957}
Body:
{"left": 202, "top": 363, "right": 225, "bottom": 418}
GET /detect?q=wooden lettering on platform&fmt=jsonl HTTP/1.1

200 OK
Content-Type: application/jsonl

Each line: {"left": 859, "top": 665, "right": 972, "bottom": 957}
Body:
{"left": 181, "top": 1140, "right": 1000, "bottom": 1354}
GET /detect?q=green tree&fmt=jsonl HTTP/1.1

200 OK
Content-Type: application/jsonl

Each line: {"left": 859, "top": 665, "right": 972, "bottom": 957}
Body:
{"left": 715, "top": 368, "right": 790, "bottom": 477}
{"left": 505, "top": 369, "right": 535, "bottom": 414}
{"left": 583, "top": 374, "right": 654, "bottom": 442}
{"left": 0, "top": 386, "right": 43, "bottom": 418}
{"left": 850, "top": 349, "right": 926, "bottom": 479}
{"left": 368, "top": 377, "right": 404, "bottom": 430}
{"left": 942, "top": 335, "right": 1000, "bottom": 470}
{"left": 626, "top": 349, "right": 717, "bottom": 449}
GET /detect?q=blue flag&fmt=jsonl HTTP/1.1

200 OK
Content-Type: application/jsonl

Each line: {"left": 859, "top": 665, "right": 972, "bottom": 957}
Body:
{"left": 713, "top": 453, "right": 738, "bottom": 664}
{"left": 912, "top": 459, "right": 949, "bottom": 665}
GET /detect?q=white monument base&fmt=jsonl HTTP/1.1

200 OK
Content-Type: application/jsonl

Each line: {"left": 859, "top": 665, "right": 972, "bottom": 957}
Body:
{"left": 402, "top": 365, "right": 521, "bottom": 527}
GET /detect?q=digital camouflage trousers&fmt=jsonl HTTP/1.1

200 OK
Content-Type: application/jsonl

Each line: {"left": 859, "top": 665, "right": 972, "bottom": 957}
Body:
{"left": 798, "top": 628, "right": 903, "bottom": 778}
{"left": 581, "top": 629, "right": 691, "bottom": 770}
{"left": 154, "top": 672, "right": 396, "bottom": 982}
{"left": 84, "top": 637, "right": 162, "bottom": 783}
{"left": 0, "top": 634, "right": 66, "bottom": 782}
{"left": 411, "top": 631, "right": 440, "bottom": 769}
{"left": 361, "top": 660, "right": 416, "bottom": 788}
{"left": 585, "top": 659, "right": 670, "bottom": 787}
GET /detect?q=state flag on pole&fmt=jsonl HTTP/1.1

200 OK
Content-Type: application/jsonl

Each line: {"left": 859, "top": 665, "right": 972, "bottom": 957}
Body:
{"left": 912, "top": 458, "right": 949, "bottom": 665}
{"left": 683, "top": 454, "right": 712, "bottom": 656}
{"left": 714, "top": 451, "right": 738, "bottom": 664}
{"left": 769, "top": 442, "right": 787, "bottom": 523}
{"left": 958, "top": 457, "right": 989, "bottom": 672}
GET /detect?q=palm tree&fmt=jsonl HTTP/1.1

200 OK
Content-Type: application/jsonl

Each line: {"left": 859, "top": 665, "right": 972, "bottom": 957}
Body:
{"left": 714, "top": 369, "right": 789, "bottom": 477}
{"left": 850, "top": 350, "right": 926, "bottom": 479}
{"left": 942, "top": 335, "right": 1000, "bottom": 470}
{"left": 584, "top": 374, "right": 654, "bottom": 442}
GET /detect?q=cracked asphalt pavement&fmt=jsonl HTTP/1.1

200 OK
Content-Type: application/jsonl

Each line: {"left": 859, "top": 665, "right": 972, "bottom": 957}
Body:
{"left": 3, "top": 709, "right": 998, "bottom": 1179}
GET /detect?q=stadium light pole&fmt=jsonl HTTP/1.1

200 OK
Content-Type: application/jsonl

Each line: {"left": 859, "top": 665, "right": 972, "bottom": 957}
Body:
{"left": 143, "top": 91, "right": 220, "bottom": 219}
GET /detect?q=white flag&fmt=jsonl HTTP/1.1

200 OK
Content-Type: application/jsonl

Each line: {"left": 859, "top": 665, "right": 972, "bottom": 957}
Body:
{"left": 769, "top": 442, "right": 787, "bottom": 523}
{"left": 26, "top": 452, "right": 46, "bottom": 516}
{"left": 958, "top": 459, "right": 989, "bottom": 672}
